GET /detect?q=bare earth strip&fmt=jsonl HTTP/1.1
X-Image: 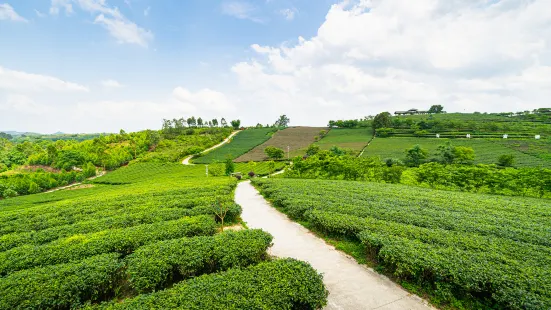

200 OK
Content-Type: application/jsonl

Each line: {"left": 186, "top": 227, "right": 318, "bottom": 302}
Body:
{"left": 235, "top": 127, "right": 327, "bottom": 162}
{"left": 235, "top": 181, "right": 435, "bottom": 310}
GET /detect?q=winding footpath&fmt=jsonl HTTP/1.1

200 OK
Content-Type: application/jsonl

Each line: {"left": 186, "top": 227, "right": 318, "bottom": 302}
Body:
{"left": 182, "top": 131, "right": 240, "bottom": 165}
{"left": 235, "top": 181, "right": 435, "bottom": 310}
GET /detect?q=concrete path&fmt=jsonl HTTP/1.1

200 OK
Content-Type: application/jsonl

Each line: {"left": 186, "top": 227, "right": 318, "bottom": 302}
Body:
{"left": 235, "top": 181, "right": 435, "bottom": 310}
{"left": 182, "top": 130, "right": 240, "bottom": 165}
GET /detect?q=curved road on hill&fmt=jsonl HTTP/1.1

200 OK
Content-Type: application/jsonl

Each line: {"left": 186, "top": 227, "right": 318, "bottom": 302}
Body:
{"left": 235, "top": 181, "right": 435, "bottom": 310}
{"left": 182, "top": 131, "right": 240, "bottom": 165}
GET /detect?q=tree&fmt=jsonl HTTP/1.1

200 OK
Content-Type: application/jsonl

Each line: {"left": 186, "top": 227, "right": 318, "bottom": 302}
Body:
{"left": 372, "top": 112, "right": 392, "bottom": 131}
{"left": 274, "top": 115, "right": 290, "bottom": 128}
{"left": 498, "top": 154, "right": 515, "bottom": 167}
{"left": 404, "top": 145, "right": 428, "bottom": 167}
{"left": 212, "top": 119, "right": 219, "bottom": 127}
{"left": 212, "top": 198, "right": 231, "bottom": 227}
{"left": 230, "top": 120, "right": 241, "bottom": 130}
{"left": 187, "top": 117, "right": 197, "bottom": 127}
{"left": 0, "top": 132, "right": 13, "bottom": 140}
{"left": 221, "top": 118, "right": 228, "bottom": 127}
{"left": 83, "top": 162, "right": 97, "bottom": 178}
{"left": 224, "top": 155, "right": 235, "bottom": 176}
{"left": 265, "top": 146, "right": 284, "bottom": 160}
{"left": 428, "top": 105, "right": 445, "bottom": 114}
{"left": 267, "top": 161, "right": 276, "bottom": 175}
{"left": 306, "top": 144, "right": 320, "bottom": 156}
{"left": 453, "top": 146, "right": 475, "bottom": 164}
{"left": 197, "top": 118, "right": 204, "bottom": 127}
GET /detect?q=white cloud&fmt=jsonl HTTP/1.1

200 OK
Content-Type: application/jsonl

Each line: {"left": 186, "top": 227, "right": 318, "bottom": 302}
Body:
{"left": 0, "top": 3, "right": 28, "bottom": 22}
{"left": 0, "top": 94, "right": 48, "bottom": 114}
{"left": 144, "top": 6, "right": 150, "bottom": 17}
{"left": 172, "top": 87, "right": 235, "bottom": 113}
{"left": 49, "top": 0, "right": 73, "bottom": 15}
{"left": 279, "top": 8, "right": 297, "bottom": 20}
{"left": 219, "top": 0, "right": 551, "bottom": 125}
{"left": 49, "top": 0, "right": 153, "bottom": 47}
{"left": 101, "top": 79, "right": 124, "bottom": 88}
{"left": 0, "top": 66, "right": 89, "bottom": 92}
{"left": 221, "top": 1, "right": 264, "bottom": 23}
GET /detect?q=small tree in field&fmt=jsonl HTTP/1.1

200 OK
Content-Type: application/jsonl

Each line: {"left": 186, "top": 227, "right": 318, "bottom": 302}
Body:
{"left": 265, "top": 146, "right": 284, "bottom": 160}
{"left": 224, "top": 155, "right": 235, "bottom": 176}
{"left": 497, "top": 154, "right": 515, "bottom": 167}
{"left": 212, "top": 198, "right": 231, "bottom": 227}
{"left": 230, "top": 120, "right": 241, "bottom": 130}
{"left": 267, "top": 161, "right": 276, "bottom": 175}
{"left": 404, "top": 145, "right": 428, "bottom": 167}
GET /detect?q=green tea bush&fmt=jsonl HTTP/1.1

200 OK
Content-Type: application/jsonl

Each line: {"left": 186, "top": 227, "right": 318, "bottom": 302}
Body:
{"left": 0, "top": 253, "right": 121, "bottom": 310}
{"left": 0, "top": 215, "right": 216, "bottom": 275}
{"left": 126, "top": 229, "right": 273, "bottom": 292}
{"left": 90, "top": 259, "right": 328, "bottom": 310}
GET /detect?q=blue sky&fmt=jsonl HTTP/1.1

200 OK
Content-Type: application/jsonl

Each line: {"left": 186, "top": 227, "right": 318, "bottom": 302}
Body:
{"left": 1, "top": 0, "right": 550, "bottom": 133}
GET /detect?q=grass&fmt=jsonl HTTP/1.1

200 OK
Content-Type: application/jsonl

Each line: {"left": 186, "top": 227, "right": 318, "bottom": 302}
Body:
{"left": 315, "top": 128, "right": 373, "bottom": 155}
{"left": 362, "top": 137, "right": 551, "bottom": 167}
{"left": 235, "top": 127, "right": 327, "bottom": 162}
{"left": 193, "top": 128, "right": 276, "bottom": 164}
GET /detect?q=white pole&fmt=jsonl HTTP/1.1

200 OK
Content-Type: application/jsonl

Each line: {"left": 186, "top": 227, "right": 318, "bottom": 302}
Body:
{"left": 287, "top": 145, "right": 290, "bottom": 160}
{"left": 206, "top": 165, "right": 209, "bottom": 177}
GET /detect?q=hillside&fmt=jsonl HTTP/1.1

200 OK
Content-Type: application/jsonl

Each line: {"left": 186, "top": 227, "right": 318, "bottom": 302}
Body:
{"left": 0, "top": 163, "right": 327, "bottom": 308}
{"left": 314, "top": 128, "right": 373, "bottom": 155}
{"left": 193, "top": 128, "right": 276, "bottom": 164}
{"left": 235, "top": 127, "right": 326, "bottom": 162}
{"left": 362, "top": 137, "right": 551, "bottom": 167}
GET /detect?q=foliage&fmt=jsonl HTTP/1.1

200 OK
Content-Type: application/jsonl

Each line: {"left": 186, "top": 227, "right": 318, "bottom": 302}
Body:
{"left": 230, "top": 119, "right": 241, "bottom": 130}
{"left": 375, "top": 127, "right": 394, "bottom": 137}
{"left": 0, "top": 253, "right": 122, "bottom": 309}
{"left": 0, "top": 169, "right": 89, "bottom": 198}
{"left": 126, "top": 229, "right": 273, "bottom": 293}
{"left": 306, "top": 144, "right": 321, "bottom": 156}
{"left": 0, "top": 215, "right": 216, "bottom": 276}
{"left": 91, "top": 259, "right": 328, "bottom": 310}
{"left": 362, "top": 137, "right": 551, "bottom": 168}
{"left": 253, "top": 178, "right": 551, "bottom": 309}
{"left": 328, "top": 118, "right": 371, "bottom": 128}
{"left": 497, "top": 154, "right": 515, "bottom": 167}
{"left": 274, "top": 114, "right": 290, "bottom": 128}
{"left": 264, "top": 146, "right": 285, "bottom": 160}
{"left": 428, "top": 105, "right": 445, "bottom": 114}
{"left": 224, "top": 155, "right": 235, "bottom": 176}
{"left": 372, "top": 112, "right": 392, "bottom": 130}
{"left": 404, "top": 145, "right": 428, "bottom": 167}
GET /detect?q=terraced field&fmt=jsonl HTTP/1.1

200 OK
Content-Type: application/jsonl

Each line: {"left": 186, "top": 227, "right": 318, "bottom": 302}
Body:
{"left": 315, "top": 128, "right": 373, "bottom": 155}
{"left": 193, "top": 128, "right": 276, "bottom": 164}
{"left": 235, "top": 127, "right": 327, "bottom": 162}
{"left": 253, "top": 178, "right": 551, "bottom": 309}
{"left": 0, "top": 163, "right": 327, "bottom": 309}
{"left": 362, "top": 137, "right": 551, "bottom": 167}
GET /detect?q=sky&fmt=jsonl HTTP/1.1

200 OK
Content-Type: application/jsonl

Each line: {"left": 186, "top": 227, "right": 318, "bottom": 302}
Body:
{"left": 1, "top": 0, "right": 551, "bottom": 133}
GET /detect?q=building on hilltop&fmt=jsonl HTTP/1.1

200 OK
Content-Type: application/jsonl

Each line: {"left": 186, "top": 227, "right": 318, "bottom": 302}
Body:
{"left": 394, "top": 109, "right": 429, "bottom": 116}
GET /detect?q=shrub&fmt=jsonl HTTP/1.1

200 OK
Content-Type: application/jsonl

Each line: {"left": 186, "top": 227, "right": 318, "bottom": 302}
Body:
{"left": 0, "top": 254, "right": 121, "bottom": 310}
{"left": 91, "top": 259, "right": 328, "bottom": 310}
{"left": 126, "top": 229, "right": 273, "bottom": 293}
{"left": 265, "top": 146, "right": 285, "bottom": 160}
{"left": 497, "top": 154, "right": 515, "bottom": 167}
{"left": 376, "top": 127, "right": 394, "bottom": 137}
{"left": 0, "top": 216, "right": 216, "bottom": 275}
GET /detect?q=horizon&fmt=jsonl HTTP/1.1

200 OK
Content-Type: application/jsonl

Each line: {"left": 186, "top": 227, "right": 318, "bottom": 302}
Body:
{"left": 2, "top": 0, "right": 551, "bottom": 133}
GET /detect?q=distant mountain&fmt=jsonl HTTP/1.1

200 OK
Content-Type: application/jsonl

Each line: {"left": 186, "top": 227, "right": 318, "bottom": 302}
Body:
{"left": 1, "top": 131, "right": 41, "bottom": 136}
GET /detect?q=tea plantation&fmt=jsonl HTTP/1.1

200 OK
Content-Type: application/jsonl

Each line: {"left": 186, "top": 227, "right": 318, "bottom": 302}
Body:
{"left": 253, "top": 178, "right": 551, "bottom": 309}
{"left": 0, "top": 164, "right": 327, "bottom": 309}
